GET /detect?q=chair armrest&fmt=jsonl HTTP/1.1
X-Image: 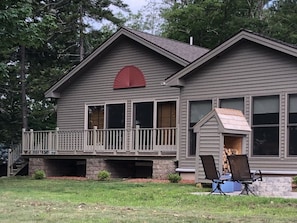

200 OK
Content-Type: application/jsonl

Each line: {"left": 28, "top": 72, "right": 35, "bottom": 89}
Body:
{"left": 252, "top": 170, "right": 262, "bottom": 181}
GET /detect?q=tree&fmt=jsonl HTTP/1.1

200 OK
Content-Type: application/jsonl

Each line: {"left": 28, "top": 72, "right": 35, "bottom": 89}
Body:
{"left": 267, "top": 0, "right": 297, "bottom": 44}
{"left": 0, "top": 0, "right": 56, "bottom": 143}
{"left": 0, "top": 0, "right": 128, "bottom": 144}
{"left": 161, "top": 0, "right": 270, "bottom": 48}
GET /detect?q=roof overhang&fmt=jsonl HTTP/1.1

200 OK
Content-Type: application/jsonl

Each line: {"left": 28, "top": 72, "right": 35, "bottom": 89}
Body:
{"left": 166, "top": 29, "right": 297, "bottom": 87}
{"left": 194, "top": 108, "right": 251, "bottom": 135}
{"left": 45, "top": 27, "right": 191, "bottom": 99}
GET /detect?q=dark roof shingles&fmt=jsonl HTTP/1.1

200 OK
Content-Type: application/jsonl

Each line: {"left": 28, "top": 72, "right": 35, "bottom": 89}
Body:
{"left": 125, "top": 28, "right": 209, "bottom": 63}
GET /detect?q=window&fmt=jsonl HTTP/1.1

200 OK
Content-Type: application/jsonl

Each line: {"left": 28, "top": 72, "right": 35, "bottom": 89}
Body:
{"left": 288, "top": 94, "right": 297, "bottom": 155}
{"left": 134, "top": 102, "right": 153, "bottom": 128}
{"left": 133, "top": 101, "right": 177, "bottom": 147}
{"left": 220, "top": 98, "right": 244, "bottom": 113}
{"left": 106, "top": 104, "right": 125, "bottom": 129}
{"left": 157, "top": 101, "right": 176, "bottom": 128}
{"left": 88, "top": 105, "right": 104, "bottom": 129}
{"left": 252, "top": 96, "right": 279, "bottom": 156}
{"left": 188, "top": 100, "right": 212, "bottom": 156}
{"left": 133, "top": 101, "right": 176, "bottom": 128}
{"left": 88, "top": 103, "right": 125, "bottom": 129}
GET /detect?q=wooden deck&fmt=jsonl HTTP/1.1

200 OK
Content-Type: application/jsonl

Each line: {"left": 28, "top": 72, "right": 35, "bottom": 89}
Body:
{"left": 22, "top": 126, "right": 178, "bottom": 156}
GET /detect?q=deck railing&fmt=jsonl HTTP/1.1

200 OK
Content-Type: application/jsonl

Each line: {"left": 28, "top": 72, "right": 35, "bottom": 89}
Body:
{"left": 22, "top": 126, "right": 177, "bottom": 155}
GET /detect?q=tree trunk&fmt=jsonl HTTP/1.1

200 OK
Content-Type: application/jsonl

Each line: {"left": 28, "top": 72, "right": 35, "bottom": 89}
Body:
{"left": 20, "top": 45, "right": 28, "bottom": 130}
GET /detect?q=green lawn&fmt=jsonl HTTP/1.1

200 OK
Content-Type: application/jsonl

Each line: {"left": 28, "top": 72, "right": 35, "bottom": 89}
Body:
{"left": 0, "top": 177, "right": 296, "bottom": 222}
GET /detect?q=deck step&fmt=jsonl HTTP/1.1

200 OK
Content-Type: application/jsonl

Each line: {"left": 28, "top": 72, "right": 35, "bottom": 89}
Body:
{"left": 10, "top": 161, "right": 28, "bottom": 176}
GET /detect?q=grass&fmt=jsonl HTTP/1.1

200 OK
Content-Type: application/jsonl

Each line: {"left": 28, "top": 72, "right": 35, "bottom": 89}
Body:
{"left": 0, "top": 177, "right": 297, "bottom": 222}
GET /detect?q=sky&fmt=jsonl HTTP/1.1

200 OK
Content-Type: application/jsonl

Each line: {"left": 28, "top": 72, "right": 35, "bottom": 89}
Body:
{"left": 124, "top": 0, "right": 148, "bottom": 13}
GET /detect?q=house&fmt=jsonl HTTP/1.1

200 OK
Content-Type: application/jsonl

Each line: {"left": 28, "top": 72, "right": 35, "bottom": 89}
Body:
{"left": 22, "top": 28, "right": 297, "bottom": 181}
{"left": 165, "top": 30, "right": 297, "bottom": 181}
{"left": 22, "top": 27, "right": 208, "bottom": 179}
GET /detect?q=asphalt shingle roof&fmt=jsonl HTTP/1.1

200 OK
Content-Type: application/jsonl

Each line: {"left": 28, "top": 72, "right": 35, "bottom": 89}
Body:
{"left": 125, "top": 28, "right": 209, "bottom": 63}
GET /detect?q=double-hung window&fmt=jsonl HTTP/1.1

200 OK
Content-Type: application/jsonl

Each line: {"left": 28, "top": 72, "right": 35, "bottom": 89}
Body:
{"left": 252, "top": 96, "right": 279, "bottom": 156}
{"left": 220, "top": 98, "right": 244, "bottom": 113}
{"left": 288, "top": 94, "right": 297, "bottom": 155}
{"left": 188, "top": 100, "right": 212, "bottom": 156}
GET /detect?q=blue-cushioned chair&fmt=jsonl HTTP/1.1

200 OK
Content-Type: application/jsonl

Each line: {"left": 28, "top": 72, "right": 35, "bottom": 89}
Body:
{"left": 200, "top": 155, "right": 228, "bottom": 195}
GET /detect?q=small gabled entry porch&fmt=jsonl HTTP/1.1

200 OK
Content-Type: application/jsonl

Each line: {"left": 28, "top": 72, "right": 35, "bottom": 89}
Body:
{"left": 22, "top": 126, "right": 178, "bottom": 156}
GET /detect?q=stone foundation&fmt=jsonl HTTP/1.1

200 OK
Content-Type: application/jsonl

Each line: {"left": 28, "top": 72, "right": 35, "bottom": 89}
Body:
{"left": 152, "top": 159, "right": 176, "bottom": 179}
{"left": 251, "top": 177, "right": 292, "bottom": 197}
{"left": 29, "top": 157, "right": 176, "bottom": 180}
{"left": 86, "top": 158, "right": 107, "bottom": 179}
{"left": 29, "top": 158, "right": 46, "bottom": 176}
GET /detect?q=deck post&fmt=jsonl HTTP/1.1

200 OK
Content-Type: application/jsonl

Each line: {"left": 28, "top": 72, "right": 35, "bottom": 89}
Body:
{"left": 135, "top": 125, "right": 140, "bottom": 155}
{"left": 93, "top": 126, "right": 97, "bottom": 154}
{"left": 48, "top": 131, "right": 52, "bottom": 154}
{"left": 7, "top": 149, "right": 12, "bottom": 177}
{"left": 22, "top": 128, "right": 26, "bottom": 154}
{"left": 29, "top": 129, "right": 34, "bottom": 154}
{"left": 55, "top": 127, "right": 59, "bottom": 154}
{"left": 176, "top": 124, "right": 179, "bottom": 160}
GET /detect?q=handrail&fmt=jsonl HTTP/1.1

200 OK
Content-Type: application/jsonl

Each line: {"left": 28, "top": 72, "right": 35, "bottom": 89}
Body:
{"left": 22, "top": 127, "right": 177, "bottom": 155}
{"left": 7, "top": 144, "right": 22, "bottom": 176}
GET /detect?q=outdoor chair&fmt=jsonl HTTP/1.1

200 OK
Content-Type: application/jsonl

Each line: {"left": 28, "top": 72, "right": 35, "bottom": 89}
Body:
{"left": 199, "top": 155, "right": 229, "bottom": 195}
{"left": 227, "top": 154, "right": 262, "bottom": 195}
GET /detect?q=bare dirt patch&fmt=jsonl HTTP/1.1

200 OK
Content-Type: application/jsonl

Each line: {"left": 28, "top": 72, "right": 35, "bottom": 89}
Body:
{"left": 47, "top": 177, "right": 195, "bottom": 184}
{"left": 47, "top": 176, "right": 88, "bottom": 181}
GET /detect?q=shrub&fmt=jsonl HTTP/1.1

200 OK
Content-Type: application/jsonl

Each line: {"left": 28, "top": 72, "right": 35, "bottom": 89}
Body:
{"left": 293, "top": 176, "right": 297, "bottom": 184}
{"left": 33, "top": 170, "right": 46, "bottom": 180}
{"left": 168, "top": 173, "right": 181, "bottom": 183}
{"left": 97, "top": 170, "right": 111, "bottom": 181}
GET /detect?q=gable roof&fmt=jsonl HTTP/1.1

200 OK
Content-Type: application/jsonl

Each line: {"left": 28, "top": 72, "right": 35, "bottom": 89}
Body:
{"left": 194, "top": 108, "right": 251, "bottom": 135}
{"left": 126, "top": 28, "right": 209, "bottom": 63}
{"left": 166, "top": 29, "right": 297, "bottom": 87}
{"left": 45, "top": 27, "right": 209, "bottom": 98}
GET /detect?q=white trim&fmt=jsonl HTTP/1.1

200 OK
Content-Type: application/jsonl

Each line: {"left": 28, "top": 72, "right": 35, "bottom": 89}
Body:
{"left": 176, "top": 168, "right": 195, "bottom": 173}
{"left": 176, "top": 168, "right": 297, "bottom": 175}
{"left": 254, "top": 170, "right": 297, "bottom": 175}
{"left": 84, "top": 100, "right": 127, "bottom": 130}
{"left": 166, "top": 30, "right": 297, "bottom": 87}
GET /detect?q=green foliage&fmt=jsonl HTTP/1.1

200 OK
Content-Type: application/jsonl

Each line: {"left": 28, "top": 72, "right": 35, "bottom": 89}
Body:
{"left": 97, "top": 170, "right": 111, "bottom": 181}
{"left": 0, "top": 0, "right": 128, "bottom": 144}
{"left": 159, "top": 0, "right": 297, "bottom": 56}
{"left": 293, "top": 176, "right": 297, "bottom": 184}
{"left": 168, "top": 173, "right": 181, "bottom": 183}
{"left": 33, "top": 170, "right": 46, "bottom": 180}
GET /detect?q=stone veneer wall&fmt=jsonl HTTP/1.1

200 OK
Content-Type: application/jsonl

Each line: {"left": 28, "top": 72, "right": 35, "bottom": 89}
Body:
{"left": 29, "top": 158, "right": 47, "bottom": 176}
{"left": 29, "top": 157, "right": 177, "bottom": 180}
{"left": 86, "top": 158, "right": 107, "bottom": 179}
{"left": 86, "top": 158, "right": 176, "bottom": 180}
{"left": 251, "top": 177, "right": 292, "bottom": 197}
{"left": 152, "top": 159, "right": 176, "bottom": 179}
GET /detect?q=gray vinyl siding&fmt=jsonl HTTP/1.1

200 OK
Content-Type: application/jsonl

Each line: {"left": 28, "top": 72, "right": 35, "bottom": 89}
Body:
{"left": 57, "top": 37, "right": 182, "bottom": 130}
{"left": 196, "top": 117, "right": 221, "bottom": 182}
{"left": 179, "top": 40, "right": 297, "bottom": 172}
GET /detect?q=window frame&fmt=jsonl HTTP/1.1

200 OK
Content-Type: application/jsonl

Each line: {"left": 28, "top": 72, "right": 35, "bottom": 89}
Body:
{"left": 251, "top": 95, "right": 280, "bottom": 156}
{"left": 219, "top": 97, "right": 244, "bottom": 113}
{"left": 187, "top": 99, "right": 212, "bottom": 157}
{"left": 85, "top": 101, "right": 127, "bottom": 130}
{"left": 288, "top": 94, "right": 297, "bottom": 156}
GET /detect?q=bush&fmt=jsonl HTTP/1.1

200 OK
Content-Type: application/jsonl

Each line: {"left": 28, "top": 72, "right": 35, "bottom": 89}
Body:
{"left": 33, "top": 170, "right": 46, "bottom": 180}
{"left": 97, "top": 170, "right": 111, "bottom": 181}
{"left": 293, "top": 176, "right": 297, "bottom": 184}
{"left": 168, "top": 173, "right": 181, "bottom": 183}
